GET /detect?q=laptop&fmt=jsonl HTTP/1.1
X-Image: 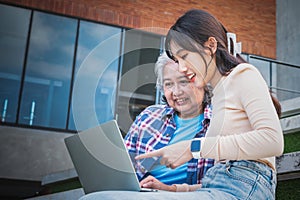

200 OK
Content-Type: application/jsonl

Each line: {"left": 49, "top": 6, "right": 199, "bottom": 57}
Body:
{"left": 64, "top": 120, "right": 158, "bottom": 194}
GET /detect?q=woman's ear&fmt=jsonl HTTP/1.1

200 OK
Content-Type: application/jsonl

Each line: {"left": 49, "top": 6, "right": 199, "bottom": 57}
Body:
{"left": 204, "top": 37, "right": 217, "bottom": 55}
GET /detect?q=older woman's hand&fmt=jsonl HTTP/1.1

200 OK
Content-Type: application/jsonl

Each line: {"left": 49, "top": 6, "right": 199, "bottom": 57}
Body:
{"left": 140, "top": 175, "right": 176, "bottom": 191}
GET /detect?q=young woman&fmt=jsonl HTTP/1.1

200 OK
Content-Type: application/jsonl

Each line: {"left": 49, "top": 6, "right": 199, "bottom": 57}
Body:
{"left": 137, "top": 8, "right": 283, "bottom": 198}
{"left": 80, "top": 9, "right": 283, "bottom": 200}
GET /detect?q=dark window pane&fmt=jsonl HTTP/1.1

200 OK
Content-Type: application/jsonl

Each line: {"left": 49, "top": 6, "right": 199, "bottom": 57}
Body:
{"left": 0, "top": 4, "right": 30, "bottom": 123}
{"left": 69, "top": 21, "right": 121, "bottom": 131}
{"left": 18, "top": 12, "right": 77, "bottom": 128}
{"left": 117, "top": 29, "right": 161, "bottom": 134}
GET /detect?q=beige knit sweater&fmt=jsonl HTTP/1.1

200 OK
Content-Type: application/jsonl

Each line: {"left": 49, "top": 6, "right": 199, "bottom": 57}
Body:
{"left": 201, "top": 63, "right": 284, "bottom": 170}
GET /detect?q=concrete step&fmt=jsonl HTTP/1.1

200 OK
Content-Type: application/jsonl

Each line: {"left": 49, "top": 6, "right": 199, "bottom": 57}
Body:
{"left": 25, "top": 188, "right": 84, "bottom": 200}
{"left": 280, "top": 96, "right": 300, "bottom": 134}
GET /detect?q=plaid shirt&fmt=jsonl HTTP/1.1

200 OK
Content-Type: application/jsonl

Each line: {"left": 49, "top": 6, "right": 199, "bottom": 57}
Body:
{"left": 124, "top": 104, "right": 214, "bottom": 184}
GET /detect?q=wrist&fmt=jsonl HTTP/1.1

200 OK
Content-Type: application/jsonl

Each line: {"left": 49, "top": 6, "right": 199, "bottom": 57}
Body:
{"left": 168, "top": 184, "right": 177, "bottom": 192}
{"left": 172, "top": 184, "right": 189, "bottom": 192}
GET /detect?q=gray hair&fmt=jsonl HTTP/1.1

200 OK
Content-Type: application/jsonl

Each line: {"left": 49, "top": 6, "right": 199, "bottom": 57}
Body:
{"left": 154, "top": 52, "right": 213, "bottom": 106}
{"left": 154, "top": 52, "right": 174, "bottom": 91}
{"left": 203, "top": 84, "right": 213, "bottom": 107}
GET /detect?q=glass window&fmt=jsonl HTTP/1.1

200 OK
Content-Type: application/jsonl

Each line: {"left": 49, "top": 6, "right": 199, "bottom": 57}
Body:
{"left": 275, "top": 63, "right": 300, "bottom": 101}
{"left": 117, "top": 29, "right": 161, "bottom": 134}
{"left": 18, "top": 12, "right": 77, "bottom": 128}
{"left": 69, "top": 21, "right": 122, "bottom": 131}
{"left": 249, "top": 57, "right": 271, "bottom": 86}
{"left": 0, "top": 4, "right": 30, "bottom": 123}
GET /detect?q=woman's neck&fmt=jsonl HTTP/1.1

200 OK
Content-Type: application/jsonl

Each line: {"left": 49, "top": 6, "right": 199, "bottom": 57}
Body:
{"left": 178, "top": 107, "right": 203, "bottom": 119}
{"left": 210, "top": 69, "right": 222, "bottom": 88}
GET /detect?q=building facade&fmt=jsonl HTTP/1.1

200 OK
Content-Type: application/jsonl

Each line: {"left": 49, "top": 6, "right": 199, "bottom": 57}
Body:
{"left": 0, "top": 0, "right": 299, "bottom": 199}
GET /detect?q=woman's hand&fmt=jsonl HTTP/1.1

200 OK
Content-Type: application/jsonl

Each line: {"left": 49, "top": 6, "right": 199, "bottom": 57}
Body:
{"left": 140, "top": 175, "right": 176, "bottom": 192}
{"left": 136, "top": 140, "right": 193, "bottom": 169}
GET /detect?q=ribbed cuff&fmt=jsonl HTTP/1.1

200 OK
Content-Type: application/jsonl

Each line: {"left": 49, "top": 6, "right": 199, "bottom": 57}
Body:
{"left": 173, "top": 183, "right": 189, "bottom": 192}
{"left": 172, "top": 184, "right": 202, "bottom": 192}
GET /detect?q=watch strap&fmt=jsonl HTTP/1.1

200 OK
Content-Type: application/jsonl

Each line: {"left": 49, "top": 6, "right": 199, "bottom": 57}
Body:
{"left": 191, "top": 138, "right": 202, "bottom": 159}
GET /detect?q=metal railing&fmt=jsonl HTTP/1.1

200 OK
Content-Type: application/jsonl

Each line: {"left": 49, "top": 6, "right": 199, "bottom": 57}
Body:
{"left": 242, "top": 54, "right": 300, "bottom": 102}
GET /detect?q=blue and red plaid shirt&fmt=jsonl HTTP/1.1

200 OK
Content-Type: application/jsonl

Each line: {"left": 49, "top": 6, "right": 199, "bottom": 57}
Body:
{"left": 124, "top": 104, "right": 214, "bottom": 184}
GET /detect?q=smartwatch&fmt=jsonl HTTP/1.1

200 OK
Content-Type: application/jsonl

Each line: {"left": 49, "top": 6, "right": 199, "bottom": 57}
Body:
{"left": 190, "top": 139, "right": 201, "bottom": 159}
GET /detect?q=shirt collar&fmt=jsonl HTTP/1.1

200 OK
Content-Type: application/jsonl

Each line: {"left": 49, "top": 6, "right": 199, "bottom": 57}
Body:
{"left": 203, "top": 104, "right": 213, "bottom": 120}
{"left": 161, "top": 104, "right": 212, "bottom": 120}
{"left": 161, "top": 105, "right": 176, "bottom": 121}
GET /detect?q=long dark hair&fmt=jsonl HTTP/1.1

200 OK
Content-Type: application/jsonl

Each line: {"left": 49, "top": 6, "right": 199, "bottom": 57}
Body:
{"left": 165, "top": 9, "right": 244, "bottom": 75}
{"left": 165, "top": 9, "right": 281, "bottom": 117}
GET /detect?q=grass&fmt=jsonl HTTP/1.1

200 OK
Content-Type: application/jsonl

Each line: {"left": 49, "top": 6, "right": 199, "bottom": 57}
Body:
{"left": 276, "top": 178, "right": 300, "bottom": 199}
{"left": 283, "top": 131, "right": 300, "bottom": 153}
{"left": 275, "top": 131, "right": 300, "bottom": 199}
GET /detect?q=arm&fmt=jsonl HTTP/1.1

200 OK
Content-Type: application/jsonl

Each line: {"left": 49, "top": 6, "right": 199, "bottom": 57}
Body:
{"left": 124, "top": 106, "right": 156, "bottom": 152}
{"left": 136, "top": 66, "right": 284, "bottom": 168}
{"left": 201, "top": 65, "right": 284, "bottom": 160}
{"left": 124, "top": 117, "right": 140, "bottom": 152}
{"left": 125, "top": 105, "right": 174, "bottom": 178}
{"left": 135, "top": 140, "right": 192, "bottom": 169}
{"left": 140, "top": 175, "right": 201, "bottom": 192}
{"left": 172, "top": 183, "right": 202, "bottom": 192}
{"left": 140, "top": 175, "right": 176, "bottom": 191}
{"left": 124, "top": 108, "right": 148, "bottom": 180}
{"left": 237, "top": 67, "right": 284, "bottom": 158}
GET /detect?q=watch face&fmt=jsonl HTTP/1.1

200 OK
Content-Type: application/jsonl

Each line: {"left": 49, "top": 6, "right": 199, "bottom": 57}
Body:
{"left": 191, "top": 140, "right": 201, "bottom": 152}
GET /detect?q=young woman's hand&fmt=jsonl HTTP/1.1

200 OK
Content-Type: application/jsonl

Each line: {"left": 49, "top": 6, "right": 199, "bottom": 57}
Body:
{"left": 140, "top": 175, "right": 176, "bottom": 191}
{"left": 136, "top": 140, "right": 193, "bottom": 169}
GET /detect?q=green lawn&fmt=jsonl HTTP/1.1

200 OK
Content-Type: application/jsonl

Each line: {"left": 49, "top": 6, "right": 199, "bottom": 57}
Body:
{"left": 276, "top": 131, "right": 300, "bottom": 199}
{"left": 283, "top": 131, "right": 300, "bottom": 153}
{"left": 276, "top": 178, "right": 300, "bottom": 199}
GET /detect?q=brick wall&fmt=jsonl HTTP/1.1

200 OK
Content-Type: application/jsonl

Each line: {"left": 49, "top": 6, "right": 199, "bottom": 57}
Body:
{"left": 1, "top": 0, "right": 276, "bottom": 58}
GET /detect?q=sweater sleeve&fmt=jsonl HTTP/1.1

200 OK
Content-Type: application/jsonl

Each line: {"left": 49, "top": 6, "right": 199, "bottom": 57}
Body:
{"left": 201, "top": 65, "right": 284, "bottom": 161}
{"left": 173, "top": 184, "right": 201, "bottom": 192}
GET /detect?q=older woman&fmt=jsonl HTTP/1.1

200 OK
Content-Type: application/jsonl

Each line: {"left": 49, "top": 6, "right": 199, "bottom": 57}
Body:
{"left": 124, "top": 52, "right": 213, "bottom": 192}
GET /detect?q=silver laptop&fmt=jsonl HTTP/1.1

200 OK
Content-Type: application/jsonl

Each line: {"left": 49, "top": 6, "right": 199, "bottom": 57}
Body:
{"left": 64, "top": 120, "right": 157, "bottom": 194}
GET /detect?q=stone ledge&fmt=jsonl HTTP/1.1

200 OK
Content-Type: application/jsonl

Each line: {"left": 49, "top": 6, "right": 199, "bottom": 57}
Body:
{"left": 25, "top": 188, "right": 84, "bottom": 200}
{"left": 276, "top": 151, "right": 300, "bottom": 174}
{"left": 280, "top": 96, "right": 300, "bottom": 118}
{"left": 41, "top": 168, "right": 78, "bottom": 186}
{"left": 280, "top": 115, "right": 300, "bottom": 134}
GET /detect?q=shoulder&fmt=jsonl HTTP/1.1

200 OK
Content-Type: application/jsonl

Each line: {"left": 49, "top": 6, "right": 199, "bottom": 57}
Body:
{"left": 128, "top": 104, "right": 172, "bottom": 132}
{"left": 230, "top": 63, "right": 260, "bottom": 77}
{"left": 227, "top": 63, "right": 264, "bottom": 84}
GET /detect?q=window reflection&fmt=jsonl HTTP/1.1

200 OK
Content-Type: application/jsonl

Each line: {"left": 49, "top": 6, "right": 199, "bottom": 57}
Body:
{"left": 0, "top": 3, "right": 163, "bottom": 132}
{"left": 69, "top": 21, "right": 121, "bottom": 131}
{"left": 276, "top": 64, "right": 300, "bottom": 101}
{"left": 18, "top": 12, "right": 77, "bottom": 128}
{"left": 117, "top": 29, "right": 161, "bottom": 134}
{"left": 249, "top": 57, "right": 271, "bottom": 85}
{"left": 0, "top": 4, "right": 30, "bottom": 123}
